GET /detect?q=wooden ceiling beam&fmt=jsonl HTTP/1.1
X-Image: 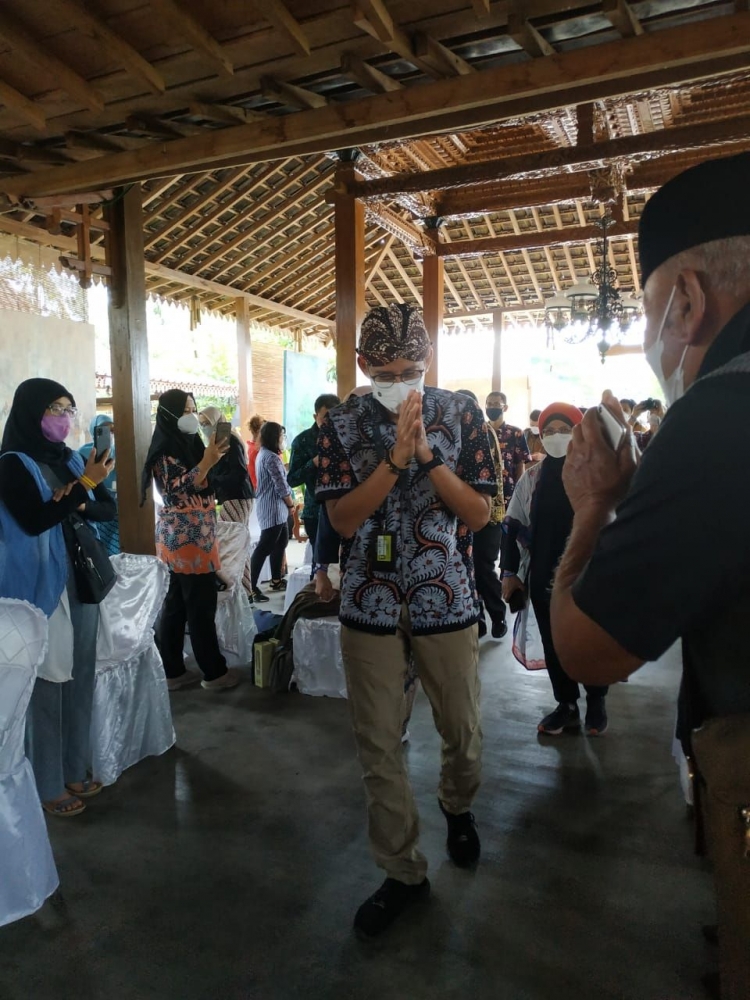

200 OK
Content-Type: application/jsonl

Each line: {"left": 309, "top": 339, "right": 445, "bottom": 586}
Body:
{"left": 340, "top": 52, "right": 403, "bottom": 93}
{"left": 50, "top": 0, "right": 166, "bottom": 94}
{"left": 199, "top": 166, "right": 331, "bottom": 280}
{"left": 3, "top": 14, "right": 750, "bottom": 198}
{"left": 175, "top": 161, "right": 312, "bottom": 271}
{"left": 471, "top": 0, "right": 491, "bottom": 14}
{"left": 144, "top": 173, "right": 211, "bottom": 224}
{"left": 65, "top": 130, "right": 127, "bottom": 153}
{"left": 347, "top": 109, "right": 750, "bottom": 200}
{"left": 126, "top": 114, "right": 190, "bottom": 141}
{"left": 0, "top": 9, "right": 104, "bottom": 113}
{"left": 150, "top": 0, "right": 234, "bottom": 77}
{"left": 508, "top": 14, "right": 555, "bottom": 57}
{"left": 0, "top": 79, "right": 45, "bottom": 132}
{"left": 260, "top": 76, "right": 327, "bottom": 110}
{"left": 352, "top": 0, "right": 394, "bottom": 43}
{"left": 145, "top": 166, "right": 247, "bottom": 253}
{"left": 387, "top": 248, "right": 422, "bottom": 303}
{"left": 366, "top": 234, "right": 396, "bottom": 288}
{"left": 437, "top": 219, "right": 639, "bottom": 258}
{"left": 142, "top": 175, "right": 185, "bottom": 209}
{"left": 157, "top": 162, "right": 285, "bottom": 265}
{"left": 603, "top": 0, "right": 644, "bottom": 38}
{"left": 189, "top": 102, "right": 265, "bottom": 125}
{"left": 238, "top": 221, "right": 336, "bottom": 291}
{"left": 412, "top": 32, "right": 474, "bottom": 77}
{"left": 251, "top": 0, "right": 311, "bottom": 58}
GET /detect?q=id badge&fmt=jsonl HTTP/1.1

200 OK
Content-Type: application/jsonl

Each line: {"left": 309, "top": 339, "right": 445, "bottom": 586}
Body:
{"left": 370, "top": 531, "right": 397, "bottom": 572}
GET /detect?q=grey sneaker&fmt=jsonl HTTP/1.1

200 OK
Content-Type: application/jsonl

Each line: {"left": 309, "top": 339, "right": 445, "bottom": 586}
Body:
{"left": 201, "top": 668, "right": 242, "bottom": 692}
{"left": 167, "top": 670, "right": 201, "bottom": 692}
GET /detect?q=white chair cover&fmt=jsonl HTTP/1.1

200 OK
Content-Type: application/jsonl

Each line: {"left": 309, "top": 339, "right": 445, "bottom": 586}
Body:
{"left": 283, "top": 565, "right": 313, "bottom": 613}
{"left": 292, "top": 617, "right": 347, "bottom": 699}
{"left": 215, "top": 522, "right": 257, "bottom": 666}
{"left": 92, "top": 555, "right": 175, "bottom": 787}
{"left": 0, "top": 598, "right": 58, "bottom": 927}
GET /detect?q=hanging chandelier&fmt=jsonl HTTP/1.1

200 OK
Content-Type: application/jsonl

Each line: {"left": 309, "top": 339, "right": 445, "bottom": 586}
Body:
{"left": 541, "top": 212, "right": 642, "bottom": 362}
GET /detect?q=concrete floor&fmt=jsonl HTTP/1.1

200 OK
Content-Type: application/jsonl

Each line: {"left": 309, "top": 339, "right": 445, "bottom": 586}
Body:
{"left": 1, "top": 612, "right": 715, "bottom": 1000}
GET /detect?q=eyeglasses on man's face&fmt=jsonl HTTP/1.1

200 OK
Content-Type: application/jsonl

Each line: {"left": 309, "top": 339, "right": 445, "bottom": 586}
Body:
{"left": 47, "top": 403, "right": 78, "bottom": 418}
{"left": 369, "top": 368, "right": 425, "bottom": 387}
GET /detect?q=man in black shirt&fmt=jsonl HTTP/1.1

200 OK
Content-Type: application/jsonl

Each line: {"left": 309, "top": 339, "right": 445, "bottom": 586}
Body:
{"left": 550, "top": 151, "right": 750, "bottom": 1000}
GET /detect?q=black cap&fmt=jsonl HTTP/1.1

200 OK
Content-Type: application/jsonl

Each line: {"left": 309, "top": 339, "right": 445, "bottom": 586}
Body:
{"left": 638, "top": 151, "right": 750, "bottom": 287}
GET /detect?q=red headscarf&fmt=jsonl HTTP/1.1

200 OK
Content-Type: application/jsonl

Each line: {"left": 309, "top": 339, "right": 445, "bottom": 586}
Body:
{"left": 538, "top": 402, "right": 584, "bottom": 432}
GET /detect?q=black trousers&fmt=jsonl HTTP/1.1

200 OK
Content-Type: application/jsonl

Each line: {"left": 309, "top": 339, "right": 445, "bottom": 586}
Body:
{"left": 473, "top": 522, "right": 506, "bottom": 627}
{"left": 251, "top": 522, "right": 289, "bottom": 588}
{"left": 159, "top": 571, "right": 227, "bottom": 682}
{"left": 532, "top": 593, "right": 608, "bottom": 704}
{"left": 304, "top": 515, "right": 319, "bottom": 551}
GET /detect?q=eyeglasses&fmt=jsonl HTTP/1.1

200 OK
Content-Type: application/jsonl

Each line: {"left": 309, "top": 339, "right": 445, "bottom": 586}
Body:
{"left": 542, "top": 428, "right": 570, "bottom": 437}
{"left": 47, "top": 403, "right": 78, "bottom": 418}
{"left": 369, "top": 369, "right": 425, "bottom": 387}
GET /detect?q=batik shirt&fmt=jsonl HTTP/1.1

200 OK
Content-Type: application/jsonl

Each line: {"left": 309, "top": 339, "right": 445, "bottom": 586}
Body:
{"left": 315, "top": 388, "right": 497, "bottom": 636}
{"left": 154, "top": 455, "right": 220, "bottom": 574}
{"left": 496, "top": 422, "right": 531, "bottom": 503}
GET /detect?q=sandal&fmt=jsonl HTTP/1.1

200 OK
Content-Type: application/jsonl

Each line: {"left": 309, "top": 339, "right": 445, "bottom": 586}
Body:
{"left": 65, "top": 779, "right": 103, "bottom": 799}
{"left": 269, "top": 579, "right": 287, "bottom": 592}
{"left": 43, "top": 795, "right": 86, "bottom": 818}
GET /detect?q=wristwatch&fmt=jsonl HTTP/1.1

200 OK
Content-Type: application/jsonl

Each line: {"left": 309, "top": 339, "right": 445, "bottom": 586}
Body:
{"left": 417, "top": 452, "right": 444, "bottom": 473}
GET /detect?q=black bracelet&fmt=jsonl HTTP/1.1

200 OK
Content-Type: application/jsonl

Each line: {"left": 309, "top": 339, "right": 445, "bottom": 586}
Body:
{"left": 385, "top": 449, "right": 409, "bottom": 476}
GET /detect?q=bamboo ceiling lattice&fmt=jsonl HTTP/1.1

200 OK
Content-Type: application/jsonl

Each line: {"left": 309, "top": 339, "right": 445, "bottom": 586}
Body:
{"left": 0, "top": 2, "right": 745, "bottom": 333}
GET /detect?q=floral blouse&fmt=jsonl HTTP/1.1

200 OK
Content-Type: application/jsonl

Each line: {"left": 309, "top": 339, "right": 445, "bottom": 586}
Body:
{"left": 154, "top": 455, "right": 220, "bottom": 574}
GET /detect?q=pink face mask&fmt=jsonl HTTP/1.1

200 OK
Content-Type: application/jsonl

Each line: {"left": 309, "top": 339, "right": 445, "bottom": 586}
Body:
{"left": 41, "top": 414, "right": 73, "bottom": 443}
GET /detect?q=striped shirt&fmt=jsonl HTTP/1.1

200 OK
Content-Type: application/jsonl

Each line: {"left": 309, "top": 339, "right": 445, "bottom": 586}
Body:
{"left": 255, "top": 447, "right": 291, "bottom": 529}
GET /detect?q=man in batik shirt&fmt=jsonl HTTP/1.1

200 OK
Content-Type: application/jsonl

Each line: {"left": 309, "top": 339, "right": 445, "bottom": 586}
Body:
{"left": 316, "top": 303, "right": 496, "bottom": 940}
{"left": 485, "top": 390, "right": 531, "bottom": 504}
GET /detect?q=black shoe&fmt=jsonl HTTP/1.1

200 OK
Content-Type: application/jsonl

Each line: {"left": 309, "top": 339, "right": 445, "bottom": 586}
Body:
{"left": 538, "top": 702, "right": 580, "bottom": 735}
{"left": 478, "top": 618, "right": 488, "bottom": 639}
{"left": 439, "top": 800, "right": 480, "bottom": 867}
{"left": 252, "top": 588, "right": 270, "bottom": 603}
{"left": 353, "top": 877, "right": 430, "bottom": 940}
{"left": 585, "top": 697, "right": 608, "bottom": 737}
{"left": 491, "top": 619, "right": 508, "bottom": 639}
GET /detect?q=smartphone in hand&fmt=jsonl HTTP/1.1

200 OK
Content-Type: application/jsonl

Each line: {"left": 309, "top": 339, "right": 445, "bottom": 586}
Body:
{"left": 93, "top": 422, "right": 112, "bottom": 461}
{"left": 215, "top": 421, "right": 232, "bottom": 446}
{"left": 597, "top": 404, "right": 627, "bottom": 451}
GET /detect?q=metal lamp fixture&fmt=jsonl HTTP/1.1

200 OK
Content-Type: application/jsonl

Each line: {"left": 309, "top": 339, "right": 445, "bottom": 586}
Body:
{"left": 542, "top": 212, "right": 642, "bottom": 362}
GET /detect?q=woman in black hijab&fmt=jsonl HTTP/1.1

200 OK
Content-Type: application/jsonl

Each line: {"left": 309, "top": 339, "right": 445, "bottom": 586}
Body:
{"left": 501, "top": 403, "right": 609, "bottom": 738}
{"left": 0, "top": 378, "right": 115, "bottom": 817}
{"left": 142, "top": 389, "right": 240, "bottom": 692}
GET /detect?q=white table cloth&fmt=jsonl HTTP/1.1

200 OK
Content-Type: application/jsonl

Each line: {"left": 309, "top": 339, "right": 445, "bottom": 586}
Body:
{"left": 215, "top": 521, "right": 257, "bottom": 666}
{"left": 92, "top": 554, "right": 175, "bottom": 787}
{"left": 0, "top": 598, "right": 58, "bottom": 927}
{"left": 283, "top": 565, "right": 313, "bottom": 613}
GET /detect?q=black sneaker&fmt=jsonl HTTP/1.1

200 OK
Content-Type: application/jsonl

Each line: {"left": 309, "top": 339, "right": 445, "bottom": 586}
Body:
{"left": 353, "top": 877, "right": 430, "bottom": 940}
{"left": 439, "top": 800, "right": 480, "bottom": 867}
{"left": 252, "top": 588, "right": 270, "bottom": 604}
{"left": 538, "top": 702, "right": 580, "bottom": 735}
{"left": 491, "top": 619, "right": 508, "bottom": 639}
{"left": 585, "top": 697, "right": 608, "bottom": 737}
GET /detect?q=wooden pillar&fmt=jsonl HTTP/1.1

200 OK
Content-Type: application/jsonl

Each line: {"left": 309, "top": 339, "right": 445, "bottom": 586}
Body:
{"left": 334, "top": 160, "right": 365, "bottom": 399}
{"left": 423, "top": 254, "right": 444, "bottom": 387}
{"left": 235, "top": 296, "right": 253, "bottom": 435}
{"left": 105, "top": 184, "right": 155, "bottom": 555}
{"left": 492, "top": 309, "right": 503, "bottom": 393}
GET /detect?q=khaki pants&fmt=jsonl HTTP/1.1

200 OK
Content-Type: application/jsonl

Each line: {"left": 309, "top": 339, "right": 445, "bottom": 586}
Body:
{"left": 341, "top": 604, "right": 481, "bottom": 885}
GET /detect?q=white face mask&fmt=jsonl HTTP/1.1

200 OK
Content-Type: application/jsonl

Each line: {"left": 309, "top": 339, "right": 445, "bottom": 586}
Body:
{"left": 644, "top": 285, "right": 689, "bottom": 407}
{"left": 370, "top": 375, "right": 425, "bottom": 413}
{"left": 542, "top": 433, "right": 572, "bottom": 459}
{"left": 530, "top": 426, "right": 540, "bottom": 435}
{"left": 178, "top": 413, "right": 200, "bottom": 435}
